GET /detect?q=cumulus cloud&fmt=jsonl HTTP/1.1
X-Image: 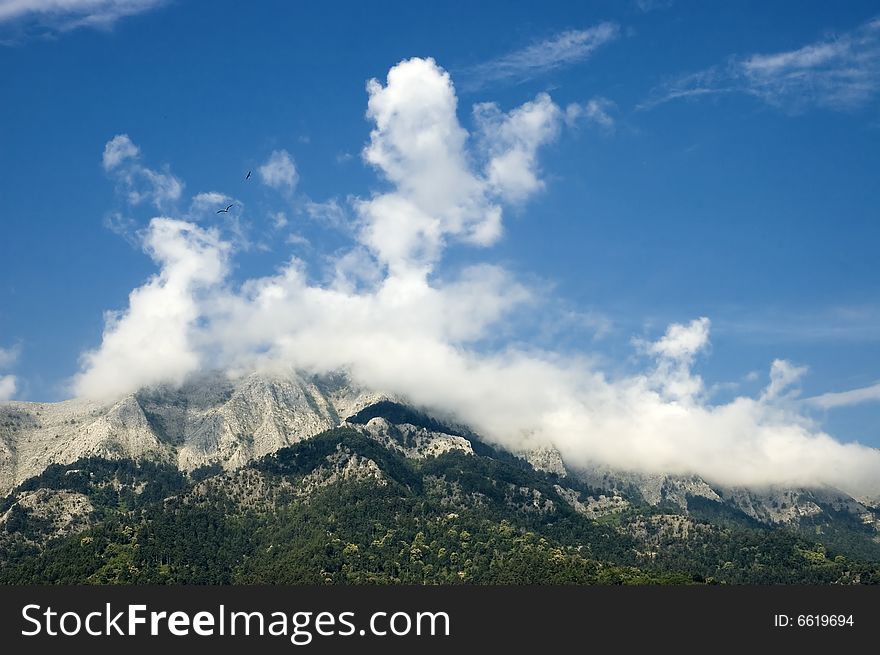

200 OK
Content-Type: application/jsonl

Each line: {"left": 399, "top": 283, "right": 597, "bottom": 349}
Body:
{"left": 761, "top": 359, "right": 808, "bottom": 402}
{"left": 641, "top": 17, "right": 880, "bottom": 112}
{"left": 640, "top": 317, "right": 711, "bottom": 403}
{"left": 74, "top": 57, "right": 880, "bottom": 496}
{"left": 464, "top": 23, "right": 620, "bottom": 90}
{"left": 103, "top": 134, "right": 140, "bottom": 170}
{"left": 73, "top": 219, "right": 229, "bottom": 399}
{"left": 103, "top": 134, "right": 183, "bottom": 210}
{"left": 475, "top": 92, "right": 562, "bottom": 203}
{"left": 358, "top": 58, "right": 562, "bottom": 275}
{"left": 646, "top": 316, "right": 710, "bottom": 361}
{"left": 258, "top": 149, "right": 298, "bottom": 193}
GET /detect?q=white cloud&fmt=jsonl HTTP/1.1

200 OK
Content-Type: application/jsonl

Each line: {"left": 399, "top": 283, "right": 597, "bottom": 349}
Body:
{"left": 646, "top": 316, "right": 710, "bottom": 361}
{"left": 102, "top": 134, "right": 183, "bottom": 210}
{"left": 0, "top": 0, "right": 167, "bottom": 36}
{"left": 716, "top": 305, "right": 880, "bottom": 344}
{"left": 475, "top": 92, "right": 562, "bottom": 203}
{"left": 0, "top": 344, "right": 19, "bottom": 401}
{"left": 73, "top": 218, "right": 229, "bottom": 399}
{"left": 805, "top": 381, "right": 880, "bottom": 410}
{"left": 0, "top": 343, "right": 20, "bottom": 369}
{"left": 358, "top": 58, "right": 562, "bottom": 275}
{"left": 136, "top": 168, "right": 183, "bottom": 207}
{"left": 285, "top": 232, "right": 310, "bottom": 247}
{"left": 191, "top": 191, "right": 230, "bottom": 206}
{"left": 304, "top": 198, "right": 349, "bottom": 231}
{"left": 566, "top": 97, "right": 616, "bottom": 130}
{"left": 102, "top": 211, "right": 140, "bottom": 245}
{"left": 102, "top": 134, "right": 140, "bottom": 170}
{"left": 761, "top": 359, "right": 808, "bottom": 402}
{"left": 0, "top": 344, "right": 19, "bottom": 400}
{"left": 258, "top": 149, "right": 298, "bottom": 193}
{"left": 566, "top": 96, "right": 617, "bottom": 132}
{"left": 549, "top": 309, "right": 613, "bottom": 342}
{"left": 639, "top": 317, "right": 711, "bottom": 403}
{"left": 642, "top": 18, "right": 880, "bottom": 112}
{"left": 189, "top": 191, "right": 235, "bottom": 217}
{"left": 75, "top": 57, "right": 880, "bottom": 497}
{"left": 0, "top": 375, "right": 16, "bottom": 401}
{"left": 324, "top": 247, "right": 380, "bottom": 292}
{"left": 742, "top": 20, "right": 880, "bottom": 111}
{"left": 464, "top": 23, "right": 620, "bottom": 89}
{"left": 639, "top": 68, "right": 733, "bottom": 110}
{"left": 635, "top": 0, "right": 673, "bottom": 12}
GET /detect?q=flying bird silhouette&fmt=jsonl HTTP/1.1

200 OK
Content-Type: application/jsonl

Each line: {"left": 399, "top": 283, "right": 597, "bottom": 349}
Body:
{"left": 216, "top": 204, "right": 234, "bottom": 214}
{"left": 246, "top": 171, "right": 252, "bottom": 180}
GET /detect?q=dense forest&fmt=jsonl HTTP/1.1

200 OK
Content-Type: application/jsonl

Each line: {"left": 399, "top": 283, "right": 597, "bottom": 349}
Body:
{"left": 1, "top": 427, "right": 878, "bottom": 585}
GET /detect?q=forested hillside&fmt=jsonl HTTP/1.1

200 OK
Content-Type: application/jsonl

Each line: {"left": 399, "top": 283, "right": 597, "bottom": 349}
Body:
{"left": 2, "top": 426, "right": 878, "bottom": 585}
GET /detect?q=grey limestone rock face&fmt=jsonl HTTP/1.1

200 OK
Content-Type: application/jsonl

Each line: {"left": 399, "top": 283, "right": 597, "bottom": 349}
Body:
{"left": 0, "top": 370, "right": 385, "bottom": 496}
{"left": 2, "top": 370, "right": 877, "bottom": 539}
{"left": 357, "top": 416, "right": 474, "bottom": 459}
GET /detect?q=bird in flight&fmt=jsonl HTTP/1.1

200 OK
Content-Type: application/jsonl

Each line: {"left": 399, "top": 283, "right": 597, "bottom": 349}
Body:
{"left": 246, "top": 170, "right": 252, "bottom": 180}
{"left": 217, "top": 204, "right": 234, "bottom": 214}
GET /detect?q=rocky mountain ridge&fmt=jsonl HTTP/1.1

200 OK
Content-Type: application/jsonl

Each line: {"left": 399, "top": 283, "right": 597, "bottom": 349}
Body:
{"left": 0, "top": 371, "right": 388, "bottom": 496}
{"left": 1, "top": 370, "right": 878, "bottom": 538}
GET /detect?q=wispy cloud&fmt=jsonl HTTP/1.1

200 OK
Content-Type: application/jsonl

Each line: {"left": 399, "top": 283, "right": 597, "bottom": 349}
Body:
{"left": 0, "top": 375, "right": 15, "bottom": 401}
{"left": 103, "top": 134, "right": 183, "bottom": 211}
{"left": 0, "top": 0, "right": 167, "bottom": 41}
{"left": 102, "top": 211, "right": 140, "bottom": 246}
{"left": 304, "top": 198, "right": 350, "bottom": 232}
{"left": 100, "top": 136, "right": 256, "bottom": 248}
{"left": 0, "top": 343, "right": 20, "bottom": 401}
{"left": 0, "top": 343, "right": 20, "bottom": 369}
{"left": 634, "top": 0, "right": 674, "bottom": 12}
{"left": 269, "top": 211, "right": 288, "bottom": 230}
{"left": 641, "top": 17, "right": 880, "bottom": 112}
{"left": 565, "top": 96, "right": 617, "bottom": 131}
{"left": 805, "top": 382, "right": 880, "bottom": 410}
{"left": 715, "top": 304, "right": 880, "bottom": 344}
{"left": 462, "top": 23, "right": 620, "bottom": 90}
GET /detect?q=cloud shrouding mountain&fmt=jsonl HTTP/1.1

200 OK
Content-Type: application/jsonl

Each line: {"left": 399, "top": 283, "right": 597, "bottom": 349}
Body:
{"left": 73, "top": 57, "right": 880, "bottom": 497}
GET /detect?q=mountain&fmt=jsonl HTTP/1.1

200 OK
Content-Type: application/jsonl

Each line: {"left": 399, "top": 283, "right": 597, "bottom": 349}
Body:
{"left": 0, "top": 371, "right": 388, "bottom": 496}
{"left": 1, "top": 371, "right": 879, "bottom": 584}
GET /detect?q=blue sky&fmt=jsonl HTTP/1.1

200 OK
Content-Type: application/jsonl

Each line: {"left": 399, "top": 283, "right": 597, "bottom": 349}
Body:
{"left": 1, "top": 0, "right": 879, "bottom": 455}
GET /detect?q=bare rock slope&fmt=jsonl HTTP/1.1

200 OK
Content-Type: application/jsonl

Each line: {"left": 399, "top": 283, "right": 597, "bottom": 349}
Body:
{"left": 0, "top": 371, "right": 387, "bottom": 496}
